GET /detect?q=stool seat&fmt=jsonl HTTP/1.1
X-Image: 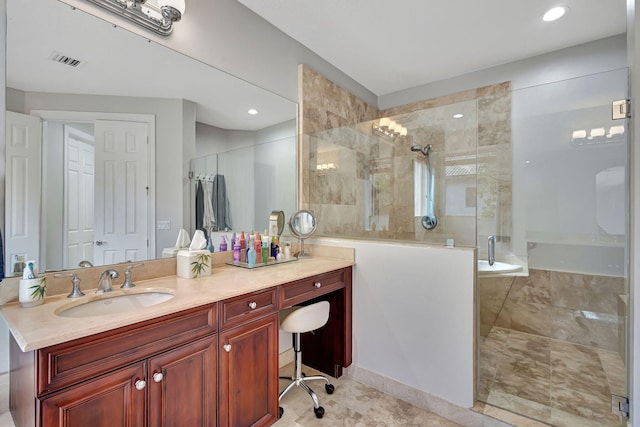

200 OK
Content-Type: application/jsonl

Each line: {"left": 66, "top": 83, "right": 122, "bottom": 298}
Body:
{"left": 280, "top": 300, "right": 330, "bottom": 333}
{"left": 278, "top": 300, "right": 334, "bottom": 419}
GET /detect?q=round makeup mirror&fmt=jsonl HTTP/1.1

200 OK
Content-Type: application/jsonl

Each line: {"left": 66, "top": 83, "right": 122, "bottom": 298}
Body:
{"left": 269, "top": 210, "right": 285, "bottom": 236}
{"left": 288, "top": 210, "right": 317, "bottom": 258}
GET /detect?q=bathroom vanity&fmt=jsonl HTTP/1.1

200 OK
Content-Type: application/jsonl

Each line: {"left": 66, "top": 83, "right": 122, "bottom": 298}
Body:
{"left": 1, "top": 257, "right": 353, "bottom": 427}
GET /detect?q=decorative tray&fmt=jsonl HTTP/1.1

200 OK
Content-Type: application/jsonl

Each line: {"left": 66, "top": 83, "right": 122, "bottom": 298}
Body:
{"left": 226, "top": 257, "right": 298, "bottom": 269}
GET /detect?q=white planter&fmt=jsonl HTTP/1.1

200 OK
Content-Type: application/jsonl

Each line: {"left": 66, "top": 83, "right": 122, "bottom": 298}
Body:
{"left": 19, "top": 278, "right": 46, "bottom": 308}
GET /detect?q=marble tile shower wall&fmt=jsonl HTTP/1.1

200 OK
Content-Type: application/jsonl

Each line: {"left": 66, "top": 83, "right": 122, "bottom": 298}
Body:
{"left": 480, "top": 269, "right": 625, "bottom": 353}
{"left": 300, "top": 64, "right": 512, "bottom": 246}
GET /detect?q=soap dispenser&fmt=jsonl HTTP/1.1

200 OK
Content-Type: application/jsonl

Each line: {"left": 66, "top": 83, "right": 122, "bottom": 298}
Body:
{"left": 220, "top": 235, "right": 228, "bottom": 252}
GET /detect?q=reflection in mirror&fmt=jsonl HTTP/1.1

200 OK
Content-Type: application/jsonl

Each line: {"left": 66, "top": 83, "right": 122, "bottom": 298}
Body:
{"left": 288, "top": 210, "right": 317, "bottom": 258}
{"left": 189, "top": 130, "right": 296, "bottom": 239}
{"left": 5, "top": 0, "right": 297, "bottom": 276}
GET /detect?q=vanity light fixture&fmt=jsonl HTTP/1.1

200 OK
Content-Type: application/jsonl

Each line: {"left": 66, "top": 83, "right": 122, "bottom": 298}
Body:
{"left": 542, "top": 6, "right": 568, "bottom": 22}
{"left": 84, "top": 0, "right": 186, "bottom": 36}
{"left": 248, "top": 108, "right": 259, "bottom": 115}
{"left": 372, "top": 118, "right": 408, "bottom": 141}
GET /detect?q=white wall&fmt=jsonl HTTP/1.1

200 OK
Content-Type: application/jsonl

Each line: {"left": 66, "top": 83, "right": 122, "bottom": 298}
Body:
{"left": 380, "top": 34, "right": 627, "bottom": 109}
{"left": 310, "top": 237, "right": 476, "bottom": 408}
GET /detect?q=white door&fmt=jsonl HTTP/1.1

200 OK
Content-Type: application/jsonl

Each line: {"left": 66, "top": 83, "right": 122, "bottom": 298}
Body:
{"left": 63, "top": 126, "right": 95, "bottom": 269}
{"left": 5, "top": 111, "right": 42, "bottom": 275}
{"left": 93, "top": 120, "right": 149, "bottom": 265}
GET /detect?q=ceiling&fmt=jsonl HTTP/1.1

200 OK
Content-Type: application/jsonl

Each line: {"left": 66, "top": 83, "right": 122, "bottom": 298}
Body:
{"left": 238, "top": 0, "right": 627, "bottom": 96}
{"left": 7, "top": 0, "right": 296, "bottom": 131}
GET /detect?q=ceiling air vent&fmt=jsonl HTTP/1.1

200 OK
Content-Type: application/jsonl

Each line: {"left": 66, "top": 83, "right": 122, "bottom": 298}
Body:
{"left": 49, "top": 52, "right": 84, "bottom": 68}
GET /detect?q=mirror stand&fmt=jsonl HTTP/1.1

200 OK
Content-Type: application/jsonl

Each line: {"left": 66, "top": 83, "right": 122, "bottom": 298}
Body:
{"left": 288, "top": 210, "right": 317, "bottom": 259}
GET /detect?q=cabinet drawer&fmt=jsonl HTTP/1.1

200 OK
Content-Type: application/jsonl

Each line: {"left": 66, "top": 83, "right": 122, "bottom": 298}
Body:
{"left": 280, "top": 269, "right": 345, "bottom": 308}
{"left": 37, "top": 303, "right": 217, "bottom": 396}
{"left": 219, "top": 287, "right": 278, "bottom": 330}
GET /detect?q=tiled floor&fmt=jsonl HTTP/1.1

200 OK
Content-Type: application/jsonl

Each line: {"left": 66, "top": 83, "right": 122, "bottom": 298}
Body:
{"left": 0, "top": 368, "right": 461, "bottom": 427}
{"left": 275, "top": 364, "right": 461, "bottom": 426}
{"left": 478, "top": 326, "right": 626, "bottom": 427}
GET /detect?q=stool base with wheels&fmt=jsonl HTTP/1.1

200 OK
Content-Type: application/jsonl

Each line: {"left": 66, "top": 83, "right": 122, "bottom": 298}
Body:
{"left": 278, "top": 301, "right": 334, "bottom": 419}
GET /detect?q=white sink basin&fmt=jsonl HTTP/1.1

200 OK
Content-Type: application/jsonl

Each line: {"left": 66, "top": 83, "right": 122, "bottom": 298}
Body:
{"left": 477, "top": 260, "right": 522, "bottom": 275}
{"left": 56, "top": 291, "right": 175, "bottom": 318}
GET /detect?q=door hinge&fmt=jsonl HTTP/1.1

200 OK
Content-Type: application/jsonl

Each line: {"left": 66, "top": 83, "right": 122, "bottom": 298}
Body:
{"left": 612, "top": 99, "right": 631, "bottom": 120}
{"left": 612, "top": 394, "right": 629, "bottom": 418}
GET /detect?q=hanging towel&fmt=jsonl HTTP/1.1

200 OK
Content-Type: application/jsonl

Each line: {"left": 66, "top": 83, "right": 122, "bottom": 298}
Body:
{"left": 195, "top": 180, "right": 207, "bottom": 239}
{"left": 202, "top": 180, "right": 216, "bottom": 233}
{"left": 0, "top": 228, "right": 4, "bottom": 282}
{"left": 212, "top": 174, "right": 232, "bottom": 231}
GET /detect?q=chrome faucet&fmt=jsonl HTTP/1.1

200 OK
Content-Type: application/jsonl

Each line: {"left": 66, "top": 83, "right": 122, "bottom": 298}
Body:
{"left": 488, "top": 235, "right": 496, "bottom": 266}
{"left": 121, "top": 263, "right": 144, "bottom": 289}
{"left": 55, "top": 273, "right": 85, "bottom": 298}
{"left": 96, "top": 269, "right": 120, "bottom": 294}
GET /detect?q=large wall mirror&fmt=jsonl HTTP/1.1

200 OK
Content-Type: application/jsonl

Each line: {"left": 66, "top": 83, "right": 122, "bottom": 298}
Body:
{"left": 5, "top": 0, "right": 297, "bottom": 276}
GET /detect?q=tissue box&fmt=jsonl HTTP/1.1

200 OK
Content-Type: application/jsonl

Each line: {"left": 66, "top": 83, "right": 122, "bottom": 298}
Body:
{"left": 162, "top": 247, "right": 179, "bottom": 258}
{"left": 177, "top": 249, "right": 212, "bottom": 279}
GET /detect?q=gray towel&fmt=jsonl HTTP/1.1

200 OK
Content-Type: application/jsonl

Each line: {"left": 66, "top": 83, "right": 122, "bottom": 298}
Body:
{"left": 212, "top": 174, "right": 232, "bottom": 231}
{"left": 195, "top": 180, "right": 208, "bottom": 238}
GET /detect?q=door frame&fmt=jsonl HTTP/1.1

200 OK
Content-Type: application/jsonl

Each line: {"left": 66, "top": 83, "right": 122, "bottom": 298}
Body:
{"left": 31, "top": 110, "right": 156, "bottom": 263}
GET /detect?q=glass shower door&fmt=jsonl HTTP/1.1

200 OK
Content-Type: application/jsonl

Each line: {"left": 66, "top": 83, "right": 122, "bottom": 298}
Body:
{"left": 478, "top": 68, "right": 629, "bottom": 427}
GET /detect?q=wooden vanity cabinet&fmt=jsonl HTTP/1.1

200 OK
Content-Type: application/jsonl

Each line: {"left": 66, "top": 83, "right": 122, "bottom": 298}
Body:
{"left": 11, "top": 303, "right": 218, "bottom": 427}
{"left": 280, "top": 267, "right": 353, "bottom": 378}
{"left": 218, "top": 289, "right": 279, "bottom": 427}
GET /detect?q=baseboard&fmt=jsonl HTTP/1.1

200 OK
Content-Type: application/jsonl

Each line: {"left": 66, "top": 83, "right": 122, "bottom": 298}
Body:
{"left": 279, "top": 348, "right": 294, "bottom": 369}
{"left": 349, "top": 365, "right": 489, "bottom": 426}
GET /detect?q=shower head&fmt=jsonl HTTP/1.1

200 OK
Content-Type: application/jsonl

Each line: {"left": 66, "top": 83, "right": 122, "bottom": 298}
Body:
{"left": 410, "top": 144, "right": 432, "bottom": 156}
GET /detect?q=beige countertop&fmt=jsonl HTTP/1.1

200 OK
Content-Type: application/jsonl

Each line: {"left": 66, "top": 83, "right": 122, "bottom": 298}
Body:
{"left": 1, "top": 256, "right": 353, "bottom": 352}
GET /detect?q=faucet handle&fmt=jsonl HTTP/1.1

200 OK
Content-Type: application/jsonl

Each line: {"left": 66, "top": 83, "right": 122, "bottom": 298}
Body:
{"left": 122, "top": 263, "right": 144, "bottom": 289}
{"left": 55, "top": 273, "right": 84, "bottom": 298}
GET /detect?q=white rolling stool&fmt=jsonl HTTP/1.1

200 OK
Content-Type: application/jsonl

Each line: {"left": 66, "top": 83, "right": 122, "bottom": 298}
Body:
{"left": 278, "top": 300, "right": 335, "bottom": 419}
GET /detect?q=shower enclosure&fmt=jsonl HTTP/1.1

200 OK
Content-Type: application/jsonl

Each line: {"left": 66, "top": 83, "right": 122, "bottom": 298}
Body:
{"left": 305, "top": 68, "right": 629, "bottom": 426}
{"left": 478, "top": 68, "right": 629, "bottom": 426}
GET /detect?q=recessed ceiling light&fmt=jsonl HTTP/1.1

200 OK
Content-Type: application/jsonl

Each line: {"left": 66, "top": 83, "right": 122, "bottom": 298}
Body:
{"left": 543, "top": 6, "right": 568, "bottom": 22}
{"left": 248, "top": 108, "right": 258, "bottom": 115}
{"left": 452, "top": 113, "right": 464, "bottom": 119}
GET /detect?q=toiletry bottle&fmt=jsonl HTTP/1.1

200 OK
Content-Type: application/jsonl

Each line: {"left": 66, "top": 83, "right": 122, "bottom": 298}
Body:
{"left": 233, "top": 238, "right": 241, "bottom": 263}
{"left": 247, "top": 242, "right": 256, "bottom": 267}
{"left": 284, "top": 241, "right": 291, "bottom": 260}
{"left": 255, "top": 232, "right": 262, "bottom": 263}
{"left": 220, "top": 235, "right": 228, "bottom": 252}
{"left": 261, "top": 237, "right": 269, "bottom": 264}
{"left": 207, "top": 237, "right": 215, "bottom": 253}
{"left": 276, "top": 246, "right": 284, "bottom": 261}
{"left": 240, "top": 232, "right": 246, "bottom": 263}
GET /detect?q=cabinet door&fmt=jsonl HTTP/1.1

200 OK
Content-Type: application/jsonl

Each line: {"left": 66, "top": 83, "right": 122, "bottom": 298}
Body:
{"left": 148, "top": 335, "right": 217, "bottom": 427}
{"left": 219, "top": 313, "right": 279, "bottom": 427}
{"left": 39, "top": 362, "right": 145, "bottom": 427}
